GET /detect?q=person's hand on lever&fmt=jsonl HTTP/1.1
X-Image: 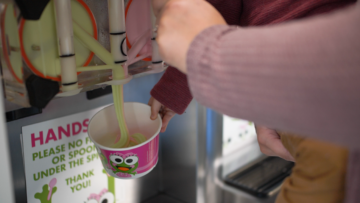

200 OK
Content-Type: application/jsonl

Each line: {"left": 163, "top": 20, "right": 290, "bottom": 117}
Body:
{"left": 156, "top": 0, "right": 226, "bottom": 73}
{"left": 148, "top": 97, "right": 176, "bottom": 133}
{"left": 255, "top": 125, "right": 295, "bottom": 162}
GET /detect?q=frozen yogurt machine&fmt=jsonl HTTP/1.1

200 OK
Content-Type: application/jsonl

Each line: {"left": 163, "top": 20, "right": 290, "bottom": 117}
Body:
{"left": 0, "top": 0, "right": 290, "bottom": 202}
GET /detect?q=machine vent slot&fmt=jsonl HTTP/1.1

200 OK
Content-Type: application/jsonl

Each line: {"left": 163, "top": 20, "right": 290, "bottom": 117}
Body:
{"left": 6, "top": 107, "right": 42, "bottom": 122}
{"left": 86, "top": 86, "right": 112, "bottom": 100}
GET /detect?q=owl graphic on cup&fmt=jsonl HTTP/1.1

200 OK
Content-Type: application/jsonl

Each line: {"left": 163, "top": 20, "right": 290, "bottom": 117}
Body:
{"left": 109, "top": 153, "right": 139, "bottom": 176}
{"left": 96, "top": 146, "right": 139, "bottom": 177}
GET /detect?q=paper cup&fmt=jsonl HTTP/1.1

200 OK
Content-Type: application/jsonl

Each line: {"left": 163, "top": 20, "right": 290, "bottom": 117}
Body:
{"left": 88, "top": 102, "right": 161, "bottom": 179}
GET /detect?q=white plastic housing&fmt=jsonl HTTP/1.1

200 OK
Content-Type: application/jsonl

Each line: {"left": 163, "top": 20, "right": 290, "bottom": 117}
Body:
{"left": 54, "top": 0, "right": 78, "bottom": 91}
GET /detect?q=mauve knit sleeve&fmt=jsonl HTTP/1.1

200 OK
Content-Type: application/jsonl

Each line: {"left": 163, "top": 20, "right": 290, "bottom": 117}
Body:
{"left": 150, "top": 67, "right": 193, "bottom": 114}
{"left": 187, "top": 5, "right": 360, "bottom": 148}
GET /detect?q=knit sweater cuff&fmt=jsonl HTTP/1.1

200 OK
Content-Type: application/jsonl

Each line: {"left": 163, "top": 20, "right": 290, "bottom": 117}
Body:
{"left": 151, "top": 67, "right": 193, "bottom": 114}
{"left": 187, "top": 25, "right": 235, "bottom": 107}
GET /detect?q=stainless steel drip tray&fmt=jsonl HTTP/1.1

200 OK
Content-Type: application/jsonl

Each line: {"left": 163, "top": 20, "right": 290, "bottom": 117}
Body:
{"left": 220, "top": 140, "right": 294, "bottom": 202}
{"left": 217, "top": 141, "right": 277, "bottom": 203}
{"left": 221, "top": 140, "right": 264, "bottom": 178}
{"left": 224, "top": 157, "right": 294, "bottom": 198}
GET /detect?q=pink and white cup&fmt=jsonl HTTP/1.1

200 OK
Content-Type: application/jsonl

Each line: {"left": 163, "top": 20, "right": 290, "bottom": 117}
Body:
{"left": 88, "top": 102, "right": 161, "bottom": 179}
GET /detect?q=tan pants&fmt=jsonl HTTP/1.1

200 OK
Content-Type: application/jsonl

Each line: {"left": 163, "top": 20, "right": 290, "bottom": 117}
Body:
{"left": 275, "top": 132, "right": 348, "bottom": 203}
